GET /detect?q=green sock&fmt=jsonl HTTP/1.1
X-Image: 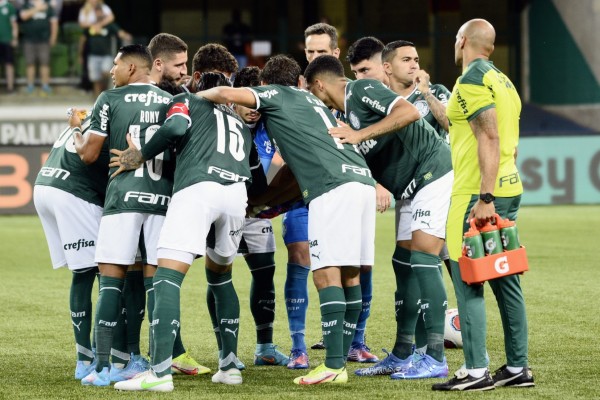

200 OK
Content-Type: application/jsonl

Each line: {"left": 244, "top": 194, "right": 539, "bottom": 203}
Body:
{"left": 206, "top": 287, "right": 223, "bottom": 354}
{"left": 246, "top": 252, "right": 276, "bottom": 344}
{"left": 172, "top": 328, "right": 186, "bottom": 359}
{"left": 319, "top": 286, "right": 346, "bottom": 369}
{"left": 343, "top": 285, "right": 362, "bottom": 360}
{"left": 392, "top": 246, "right": 420, "bottom": 359}
{"left": 207, "top": 268, "right": 240, "bottom": 371}
{"left": 70, "top": 268, "right": 97, "bottom": 362}
{"left": 94, "top": 276, "right": 125, "bottom": 371}
{"left": 411, "top": 250, "right": 447, "bottom": 362}
{"left": 143, "top": 276, "right": 154, "bottom": 357}
{"left": 124, "top": 270, "right": 145, "bottom": 356}
{"left": 151, "top": 268, "right": 185, "bottom": 377}
{"left": 111, "top": 296, "right": 129, "bottom": 367}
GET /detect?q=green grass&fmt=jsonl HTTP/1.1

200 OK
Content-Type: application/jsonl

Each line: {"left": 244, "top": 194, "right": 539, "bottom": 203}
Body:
{"left": 1, "top": 206, "right": 599, "bottom": 399}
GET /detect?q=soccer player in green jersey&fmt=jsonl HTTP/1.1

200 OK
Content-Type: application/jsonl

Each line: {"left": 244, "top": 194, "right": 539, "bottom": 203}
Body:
{"left": 72, "top": 44, "right": 174, "bottom": 387}
{"left": 112, "top": 67, "right": 252, "bottom": 392}
{"left": 306, "top": 55, "right": 453, "bottom": 380}
{"left": 198, "top": 54, "right": 377, "bottom": 385}
{"left": 432, "top": 19, "right": 533, "bottom": 392}
{"left": 302, "top": 24, "right": 379, "bottom": 364}
{"left": 382, "top": 40, "right": 450, "bottom": 142}
{"left": 34, "top": 111, "right": 107, "bottom": 381}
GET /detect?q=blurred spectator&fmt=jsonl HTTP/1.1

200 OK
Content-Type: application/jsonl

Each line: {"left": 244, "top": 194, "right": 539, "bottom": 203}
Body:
{"left": 222, "top": 9, "right": 251, "bottom": 68}
{"left": 0, "top": 0, "right": 18, "bottom": 93}
{"left": 19, "top": 0, "right": 58, "bottom": 95}
{"left": 78, "top": 0, "right": 130, "bottom": 97}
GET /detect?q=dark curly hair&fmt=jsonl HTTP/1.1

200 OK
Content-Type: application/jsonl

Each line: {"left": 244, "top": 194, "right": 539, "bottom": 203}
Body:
{"left": 259, "top": 55, "right": 301, "bottom": 86}
{"left": 192, "top": 43, "right": 238, "bottom": 74}
{"left": 233, "top": 66, "right": 261, "bottom": 88}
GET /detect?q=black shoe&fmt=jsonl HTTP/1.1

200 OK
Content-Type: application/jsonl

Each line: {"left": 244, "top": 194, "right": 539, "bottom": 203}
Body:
{"left": 492, "top": 365, "right": 535, "bottom": 387}
{"left": 432, "top": 370, "right": 495, "bottom": 391}
{"left": 310, "top": 337, "right": 325, "bottom": 350}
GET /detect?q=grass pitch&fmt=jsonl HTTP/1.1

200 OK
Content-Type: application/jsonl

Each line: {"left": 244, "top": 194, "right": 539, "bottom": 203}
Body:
{"left": 1, "top": 205, "right": 599, "bottom": 399}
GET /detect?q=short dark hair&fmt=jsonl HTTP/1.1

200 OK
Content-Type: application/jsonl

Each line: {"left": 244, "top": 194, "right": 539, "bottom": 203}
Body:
{"left": 259, "top": 55, "right": 301, "bottom": 86}
{"left": 346, "top": 36, "right": 384, "bottom": 65}
{"left": 382, "top": 40, "right": 415, "bottom": 63}
{"left": 304, "top": 22, "right": 338, "bottom": 49}
{"left": 304, "top": 55, "right": 344, "bottom": 85}
{"left": 118, "top": 44, "right": 152, "bottom": 70}
{"left": 197, "top": 72, "right": 232, "bottom": 91}
{"left": 192, "top": 43, "right": 238, "bottom": 74}
{"left": 233, "top": 66, "right": 260, "bottom": 88}
{"left": 148, "top": 33, "right": 188, "bottom": 61}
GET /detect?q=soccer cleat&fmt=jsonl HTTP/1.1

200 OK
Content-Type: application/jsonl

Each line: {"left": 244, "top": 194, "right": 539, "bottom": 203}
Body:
{"left": 114, "top": 370, "right": 174, "bottom": 392}
{"left": 211, "top": 368, "right": 243, "bottom": 385}
{"left": 287, "top": 348, "right": 309, "bottom": 369}
{"left": 293, "top": 363, "right": 348, "bottom": 385}
{"left": 81, "top": 367, "right": 110, "bottom": 387}
{"left": 311, "top": 337, "right": 325, "bottom": 350}
{"left": 75, "top": 360, "right": 96, "bottom": 380}
{"left": 432, "top": 369, "right": 495, "bottom": 391}
{"left": 354, "top": 349, "right": 412, "bottom": 376}
{"left": 171, "top": 352, "right": 211, "bottom": 375}
{"left": 390, "top": 354, "right": 448, "bottom": 379}
{"left": 347, "top": 342, "right": 380, "bottom": 363}
{"left": 130, "top": 354, "right": 150, "bottom": 370}
{"left": 254, "top": 344, "right": 290, "bottom": 366}
{"left": 492, "top": 365, "right": 535, "bottom": 387}
{"left": 110, "top": 355, "right": 150, "bottom": 382}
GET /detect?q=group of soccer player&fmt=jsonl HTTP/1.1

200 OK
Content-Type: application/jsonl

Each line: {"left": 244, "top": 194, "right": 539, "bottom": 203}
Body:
{"left": 35, "top": 16, "right": 533, "bottom": 393}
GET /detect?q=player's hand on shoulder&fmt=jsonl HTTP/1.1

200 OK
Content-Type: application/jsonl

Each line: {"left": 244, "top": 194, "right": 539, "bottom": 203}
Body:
{"left": 329, "top": 119, "right": 362, "bottom": 144}
{"left": 109, "top": 133, "right": 143, "bottom": 178}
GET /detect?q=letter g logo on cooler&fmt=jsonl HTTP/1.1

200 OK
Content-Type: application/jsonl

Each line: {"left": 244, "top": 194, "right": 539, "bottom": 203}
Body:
{"left": 494, "top": 256, "right": 509, "bottom": 274}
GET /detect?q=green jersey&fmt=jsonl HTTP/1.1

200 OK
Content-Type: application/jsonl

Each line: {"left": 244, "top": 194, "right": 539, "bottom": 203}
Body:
{"left": 345, "top": 79, "right": 452, "bottom": 200}
{"left": 0, "top": 1, "right": 16, "bottom": 43}
{"left": 142, "top": 93, "right": 252, "bottom": 194}
{"left": 89, "top": 83, "right": 174, "bottom": 216}
{"left": 249, "top": 85, "right": 374, "bottom": 204}
{"left": 35, "top": 115, "right": 108, "bottom": 207}
{"left": 19, "top": 0, "right": 56, "bottom": 43}
{"left": 406, "top": 83, "right": 451, "bottom": 141}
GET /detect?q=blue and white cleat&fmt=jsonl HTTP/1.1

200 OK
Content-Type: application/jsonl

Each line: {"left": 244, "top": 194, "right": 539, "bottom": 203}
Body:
{"left": 81, "top": 367, "right": 110, "bottom": 386}
{"left": 390, "top": 354, "right": 448, "bottom": 379}
{"left": 354, "top": 349, "right": 412, "bottom": 376}
{"left": 287, "top": 348, "right": 309, "bottom": 369}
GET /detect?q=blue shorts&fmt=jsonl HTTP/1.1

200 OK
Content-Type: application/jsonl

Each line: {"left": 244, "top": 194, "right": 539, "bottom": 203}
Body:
{"left": 281, "top": 202, "right": 308, "bottom": 245}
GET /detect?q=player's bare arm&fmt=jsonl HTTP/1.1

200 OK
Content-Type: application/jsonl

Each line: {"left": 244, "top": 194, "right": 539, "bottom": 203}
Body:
{"left": 109, "top": 134, "right": 144, "bottom": 178}
{"left": 415, "top": 70, "right": 449, "bottom": 131}
{"left": 197, "top": 86, "right": 257, "bottom": 109}
{"left": 68, "top": 107, "right": 105, "bottom": 165}
{"left": 468, "top": 107, "right": 499, "bottom": 224}
{"left": 329, "top": 98, "right": 420, "bottom": 144}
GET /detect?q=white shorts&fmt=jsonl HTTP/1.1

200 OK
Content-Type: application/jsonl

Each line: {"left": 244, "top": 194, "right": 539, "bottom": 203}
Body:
{"left": 395, "top": 171, "right": 453, "bottom": 241}
{"left": 95, "top": 212, "right": 165, "bottom": 266}
{"left": 308, "top": 182, "right": 375, "bottom": 271}
{"left": 157, "top": 182, "right": 247, "bottom": 265}
{"left": 87, "top": 54, "right": 114, "bottom": 81}
{"left": 238, "top": 217, "right": 276, "bottom": 254}
{"left": 34, "top": 185, "right": 103, "bottom": 270}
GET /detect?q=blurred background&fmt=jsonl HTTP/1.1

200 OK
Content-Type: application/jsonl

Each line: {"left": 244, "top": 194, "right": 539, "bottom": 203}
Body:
{"left": 1, "top": 0, "right": 599, "bottom": 212}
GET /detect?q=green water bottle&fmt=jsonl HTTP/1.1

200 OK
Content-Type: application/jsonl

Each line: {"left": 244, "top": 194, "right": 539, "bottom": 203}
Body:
{"left": 479, "top": 219, "right": 503, "bottom": 255}
{"left": 463, "top": 219, "right": 485, "bottom": 259}
{"left": 498, "top": 217, "right": 520, "bottom": 251}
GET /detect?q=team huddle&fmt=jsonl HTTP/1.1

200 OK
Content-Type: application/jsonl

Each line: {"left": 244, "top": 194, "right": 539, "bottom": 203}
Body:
{"left": 34, "top": 17, "right": 534, "bottom": 393}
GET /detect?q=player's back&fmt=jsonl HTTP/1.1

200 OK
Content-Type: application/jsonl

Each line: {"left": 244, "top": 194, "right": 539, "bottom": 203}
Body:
{"left": 249, "top": 84, "right": 374, "bottom": 204}
{"left": 89, "top": 83, "right": 174, "bottom": 215}
{"left": 35, "top": 114, "right": 109, "bottom": 207}
{"left": 167, "top": 93, "right": 253, "bottom": 193}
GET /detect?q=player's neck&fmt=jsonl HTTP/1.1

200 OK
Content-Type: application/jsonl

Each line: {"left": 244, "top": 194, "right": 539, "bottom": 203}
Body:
{"left": 389, "top": 79, "right": 414, "bottom": 97}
